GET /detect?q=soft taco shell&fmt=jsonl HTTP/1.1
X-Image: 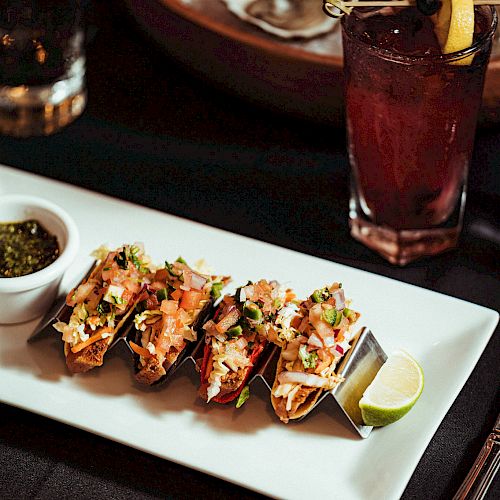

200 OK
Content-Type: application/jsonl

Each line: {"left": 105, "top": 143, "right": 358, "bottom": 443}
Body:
{"left": 134, "top": 298, "right": 215, "bottom": 386}
{"left": 63, "top": 259, "right": 140, "bottom": 373}
{"left": 64, "top": 303, "right": 137, "bottom": 373}
{"left": 65, "top": 337, "right": 112, "bottom": 373}
{"left": 199, "top": 340, "right": 266, "bottom": 404}
{"left": 270, "top": 355, "right": 323, "bottom": 424}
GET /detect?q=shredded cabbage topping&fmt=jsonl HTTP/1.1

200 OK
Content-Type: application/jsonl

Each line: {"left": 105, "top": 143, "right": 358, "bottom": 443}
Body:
{"left": 271, "top": 283, "right": 360, "bottom": 408}
{"left": 54, "top": 243, "right": 152, "bottom": 348}
{"left": 203, "top": 279, "right": 297, "bottom": 402}
{"left": 132, "top": 258, "right": 229, "bottom": 383}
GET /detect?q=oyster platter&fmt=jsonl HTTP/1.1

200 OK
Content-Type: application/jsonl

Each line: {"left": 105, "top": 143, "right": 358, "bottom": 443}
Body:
{"left": 221, "top": 0, "right": 338, "bottom": 39}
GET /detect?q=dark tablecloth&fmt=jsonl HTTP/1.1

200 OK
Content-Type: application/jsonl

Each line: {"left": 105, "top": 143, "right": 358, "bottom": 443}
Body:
{"left": 0, "top": 2, "right": 499, "bottom": 499}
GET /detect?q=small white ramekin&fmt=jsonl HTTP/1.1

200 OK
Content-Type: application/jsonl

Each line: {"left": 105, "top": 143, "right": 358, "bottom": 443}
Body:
{"left": 0, "top": 194, "right": 79, "bottom": 324}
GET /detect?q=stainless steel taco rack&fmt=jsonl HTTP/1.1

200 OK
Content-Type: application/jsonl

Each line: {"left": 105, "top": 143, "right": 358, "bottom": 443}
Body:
{"left": 323, "top": 327, "right": 387, "bottom": 438}
{"left": 29, "top": 275, "right": 387, "bottom": 438}
{"left": 243, "top": 326, "right": 386, "bottom": 438}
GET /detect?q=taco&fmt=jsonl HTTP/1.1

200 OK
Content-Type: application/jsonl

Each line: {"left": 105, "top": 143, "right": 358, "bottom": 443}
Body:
{"left": 129, "top": 258, "right": 229, "bottom": 386}
{"left": 271, "top": 283, "right": 360, "bottom": 423}
{"left": 199, "top": 279, "right": 297, "bottom": 404}
{"left": 53, "top": 243, "right": 153, "bottom": 373}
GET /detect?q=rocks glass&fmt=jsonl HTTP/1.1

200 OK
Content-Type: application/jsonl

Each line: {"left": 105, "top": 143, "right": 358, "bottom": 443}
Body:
{"left": 0, "top": 0, "right": 86, "bottom": 136}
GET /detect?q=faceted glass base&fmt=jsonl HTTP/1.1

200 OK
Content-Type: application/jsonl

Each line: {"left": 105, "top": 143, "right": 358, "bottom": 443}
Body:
{"left": 350, "top": 214, "right": 460, "bottom": 266}
{"left": 0, "top": 89, "right": 86, "bottom": 137}
{"left": 0, "top": 55, "right": 86, "bottom": 137}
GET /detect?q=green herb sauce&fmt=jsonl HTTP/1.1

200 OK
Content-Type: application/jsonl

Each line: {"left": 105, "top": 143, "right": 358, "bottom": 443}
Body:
{"left": 0, "top": 219, "right": 59, "bottom": 278}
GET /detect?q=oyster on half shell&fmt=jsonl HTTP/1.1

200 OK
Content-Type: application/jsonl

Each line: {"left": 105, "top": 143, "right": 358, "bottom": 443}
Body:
{"left": 222, "top": 0, "right": 338, "bottom": 39}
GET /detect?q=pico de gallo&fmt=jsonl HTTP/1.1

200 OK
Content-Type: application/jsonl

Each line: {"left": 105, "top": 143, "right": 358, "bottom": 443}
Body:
{"left": 53, "top": 243, "right": 152, "bottom": 372}
{"left": 200, "top": 279, "right": 297, "bottom": 405}
{"left": 271, "top": 282, "right": 360, "bottom": 423}
{"left": 130, "top": 257, "right": 229, "bottom": 385}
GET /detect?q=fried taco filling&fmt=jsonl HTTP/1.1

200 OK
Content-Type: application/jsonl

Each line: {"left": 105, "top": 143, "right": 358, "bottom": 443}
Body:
{"left": 53, "top": 243, "right": 152, "bottom": 373}
{"left": 130, "top": 258, "right": 229, "bottom": 386}
{"left": 271, "top": 283, "right": 360, "bottom": 423}
{"left": 200, "top": 279, "right": 297, "bottom": 404}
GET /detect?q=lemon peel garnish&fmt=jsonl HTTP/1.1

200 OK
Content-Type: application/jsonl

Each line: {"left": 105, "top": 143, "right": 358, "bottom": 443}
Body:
{"left": 433, "top": 0, "right": 475, "bottom": 65}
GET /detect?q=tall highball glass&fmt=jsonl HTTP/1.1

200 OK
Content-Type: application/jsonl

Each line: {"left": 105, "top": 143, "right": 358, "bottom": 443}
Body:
{"left": 342, "top": 6, "right": 497, "bottom": 265}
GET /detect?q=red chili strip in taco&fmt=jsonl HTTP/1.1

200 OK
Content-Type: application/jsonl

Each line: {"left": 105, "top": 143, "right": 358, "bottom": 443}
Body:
{"left": 271, "top": 283, "right": 360, "bottom": 423}
{"left": 199, "top": 279, "right": 297, "bottom": 404}
{"left": 53, "top": 243, "right": 153, "bottom": 373}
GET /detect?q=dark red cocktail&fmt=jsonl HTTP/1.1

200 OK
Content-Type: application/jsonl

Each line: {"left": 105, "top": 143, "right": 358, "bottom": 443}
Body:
{"left": 342, "top": 6, "right": 497, "bottom": 264}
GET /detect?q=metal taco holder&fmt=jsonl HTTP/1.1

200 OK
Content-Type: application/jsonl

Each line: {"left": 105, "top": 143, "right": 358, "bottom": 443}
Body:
{"left": 149, "top": 326, "right": 387, "bottom": 439}
{"left": 119, "top": 297, "right": 216, "bottom": 386}
{"left": 29, "top": 271, "right": 387, "bottom": 438}
{"left": 244, "top": 326, "right": 387, "bottom": 438}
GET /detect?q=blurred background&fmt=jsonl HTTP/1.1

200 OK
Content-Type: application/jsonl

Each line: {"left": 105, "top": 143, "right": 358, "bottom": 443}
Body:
{"left": 1, "top": 0, "right": 499, "bottom": 260}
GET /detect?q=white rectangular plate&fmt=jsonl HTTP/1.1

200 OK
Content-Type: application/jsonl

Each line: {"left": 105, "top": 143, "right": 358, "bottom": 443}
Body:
{"left": 0, "top": 164, "right": 498, "bottom": 500}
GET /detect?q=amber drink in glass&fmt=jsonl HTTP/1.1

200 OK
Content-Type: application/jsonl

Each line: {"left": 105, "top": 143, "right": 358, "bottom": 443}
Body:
{"left": 0, "top": 1, "right": 86, "bottom": 136}
{"left": 342, "top": 6, "right": 497, "bottom": 265}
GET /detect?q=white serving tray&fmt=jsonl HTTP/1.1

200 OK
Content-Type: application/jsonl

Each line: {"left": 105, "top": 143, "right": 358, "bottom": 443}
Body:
{"left": 0, "top": 164, "right": 498, "bottom": 500}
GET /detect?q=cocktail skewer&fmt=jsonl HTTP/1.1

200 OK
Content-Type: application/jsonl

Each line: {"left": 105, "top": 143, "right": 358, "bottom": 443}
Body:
{"left": 331, "top": 0, "right": 498, "bottom": 5}
{"left": 324, "top": 0, "right": 500, "bottom": 18}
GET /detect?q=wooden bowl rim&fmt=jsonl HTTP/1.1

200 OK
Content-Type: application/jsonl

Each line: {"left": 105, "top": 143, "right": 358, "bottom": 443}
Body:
{"left": 156, "top": 0, "right": 500, "bottom": 74}
{"left": 159, "top": 1, "right": 500, "bottom": 69}
{"left": 159, "top": 0, "right": 345, "bottom": 66}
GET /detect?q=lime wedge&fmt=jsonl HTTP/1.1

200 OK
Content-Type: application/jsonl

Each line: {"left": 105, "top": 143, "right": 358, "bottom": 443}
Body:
{"left": 359, "top": 350, "right": 424, "bottom": 427}
{"left": 433, "top": 0, "right": 475, "bottom": 64}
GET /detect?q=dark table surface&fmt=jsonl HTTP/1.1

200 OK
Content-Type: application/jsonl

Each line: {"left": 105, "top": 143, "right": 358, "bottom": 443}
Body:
{"left": 1, "top": 2, "right": 499, "bottom": 499}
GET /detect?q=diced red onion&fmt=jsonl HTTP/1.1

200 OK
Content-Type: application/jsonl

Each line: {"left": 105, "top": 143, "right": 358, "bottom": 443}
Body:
{"left": 324, "top": 336, "right": 336, "bottom": 347}
{"left": 220, "top": 303, "right": 237, "bottom": 317}
{"left": 335, "top": 344, "right": 344, "bottom": 355}
{"left": 216, "top": 307, "right": 240, "bottom": 333}
{"left": 189, "top": 272, "right": 207, "bottom": 291}
{"left": 332, "top": 289, "right": 345, "bottom": 310}
{"left": 183, "top": 270, "right": 206, "bottom": 291}
{"left": 214, "top": 333, "right": 226, "bottom": 342}
{"left": 203, "top": 320, "right": 217, "bottom": 334}
{"left": 234, "top": 337, "right": 248, "bottom": 351}
{"left": 307, "top": 333, "right": 324, "bottom": 349}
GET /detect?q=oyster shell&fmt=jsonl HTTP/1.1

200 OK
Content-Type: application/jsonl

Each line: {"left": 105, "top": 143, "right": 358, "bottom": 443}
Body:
{"left": 222, "top": 0, "right": 338, "bottom": 39}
